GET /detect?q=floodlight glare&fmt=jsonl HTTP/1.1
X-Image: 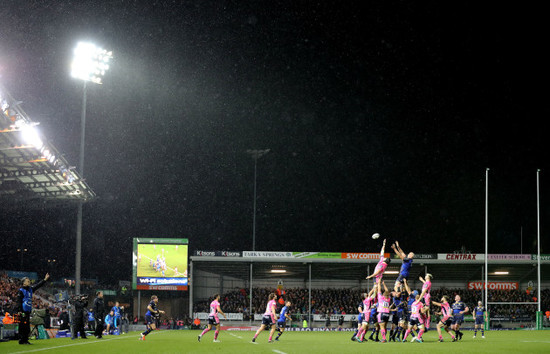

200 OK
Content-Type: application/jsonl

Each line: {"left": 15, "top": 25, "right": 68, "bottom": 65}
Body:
{"left": 71, "top": 42, "right": 113, "bottom": 84}
{"left": 20, "top": 124, "right": 43, "bottom": 149}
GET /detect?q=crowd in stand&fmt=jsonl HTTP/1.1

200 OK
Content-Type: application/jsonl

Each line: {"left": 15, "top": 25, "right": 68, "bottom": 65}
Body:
{"left": 194, "top": 286, "right": 550, "bottom": 321}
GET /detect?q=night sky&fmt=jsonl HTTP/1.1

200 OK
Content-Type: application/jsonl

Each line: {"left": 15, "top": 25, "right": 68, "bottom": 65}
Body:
{"left": 1, "top": 1, "right": 548, "bottom": 283}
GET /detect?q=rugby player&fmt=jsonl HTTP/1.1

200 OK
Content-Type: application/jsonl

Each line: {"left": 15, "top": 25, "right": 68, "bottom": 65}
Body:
{"left": 473, "top": 301, "right": 487, "bottom": 338}
{"left": 252, "top": 293, "right": 278, "bottom": 343}
{"left": 402, "top": 292, "right": 427, "bottom": 343}
{"left": 356, "top": 286, "right": 376, "bottom": 342}
{"left": 198, "top": 294, "right": 228, "bottom": 342}
{"left": 451, "top": 294, "right": 469, "bottom": 340}
{"left": 375, "top": 278, "right": 392, "bottom": 343}
{"left": 139, "top": 295, "right": 165, "bottom": 340}
{"left": 366, "top": 239, "right": 391, "bottom": 282}
{"left": 391, "top": 241, "right": 414, "bottom": 292}
{"left": 275, "top": 301, "right": 292, "bottom": 341}
{"left": 419, "top": 273, "right": 433, "bottom": 328}
{"left": 432, "top": 296, "right": 456, "bottom": 342}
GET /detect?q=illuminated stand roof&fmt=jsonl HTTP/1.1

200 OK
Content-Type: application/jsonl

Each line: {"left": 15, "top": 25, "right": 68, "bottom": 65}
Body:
{"left": 0, "top": 83, "right": 95, "bottom": 208}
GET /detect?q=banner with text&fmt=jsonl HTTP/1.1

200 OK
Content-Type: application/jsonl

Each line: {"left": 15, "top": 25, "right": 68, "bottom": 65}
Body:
{"left": 438, "top": 253, "right": 484, "bottom": 261}
{"left": 468, "top": 281, "right": 519, "bottom": 290}
{"left": 341, "top": 253, "right": 390, "bottom": 260}
{"left": 194, "top": 312, "right": 244, "bottom": 321}
{"left": 532, "top": 254, "right": 550, "bottom": 261}
{"left": 194, "top": 250, "right": 242, "bottom": 257}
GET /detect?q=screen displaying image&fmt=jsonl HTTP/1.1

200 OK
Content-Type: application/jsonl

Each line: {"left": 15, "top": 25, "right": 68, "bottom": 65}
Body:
{"left": 133, "top": 238, "right": 188, "bottom": 290}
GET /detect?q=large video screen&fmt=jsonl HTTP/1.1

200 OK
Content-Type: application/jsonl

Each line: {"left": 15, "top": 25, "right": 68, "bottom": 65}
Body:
{"left": 132, "top": 238, "right": 188, "bottom": 290}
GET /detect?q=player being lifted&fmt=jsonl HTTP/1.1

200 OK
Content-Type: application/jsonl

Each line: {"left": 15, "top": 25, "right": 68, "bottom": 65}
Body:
{"left": 275, "top": 301, "right": 292, "bottom": 341}
{"left": 198, "top": 294, "right": 228, "bottom": 343}
{"left": 252, "top": 293, "right": 278, "bottom": 343}
{"left": 139, "top": 295, "right": 165, "bottom": 340}
{"left": 366, "top": 239, "right": 391, "bottom": 282}
{"left": 391, "top": 241, "right": 414, "bottom": 292}
{"left": 473, "top": 301, "right": 487, "bottom": 338}
{"left": 432, "top": 295, "right": 456, "bottom": 342}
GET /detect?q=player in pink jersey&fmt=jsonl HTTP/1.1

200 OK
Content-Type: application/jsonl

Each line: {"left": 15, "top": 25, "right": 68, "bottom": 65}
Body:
{"left": 365, "top": 239, "right": 391, "bottom": 282}
{"left": 356, "top": 285, "right": 377, "bottom": 343}
{"left": 419, "top": 273, "right": 433, "bottom": 328}
{"left": 375, "top": 278, "right": 392, "bottom": 343}
{"left": 252, "top": 293, "right": 278, "bottom": 343}
{"left": 432, "top": 296, "right": 457, "bottom": 342}
{"left": 402, "top": 293, "right": 428, "bottom": 343}
{"left": 198, "top": 294, "right": 227, "bottom": 343}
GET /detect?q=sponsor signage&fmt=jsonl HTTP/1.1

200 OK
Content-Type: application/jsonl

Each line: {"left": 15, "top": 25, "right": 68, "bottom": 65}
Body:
{"left": 438, "top": 253, "right": 483, "bottom": 261}
{"left": 532, "top": 254, "right": 550, "bottom": 261}
{"left": 487, "top": 254, "right": 531, "bottom": 260}
{"left": 194, "top": 250, "right": 241, "bottom": 257}
{"left": 136, "top": 277, "right": 188, "bottom": 291}
{"left": 392, "top": 253, "right": 437, "bottom": 260}
{"left": 341, "top": 253, "right": 390, "bottom": 260}
{"left": 195, "top": 312, "right": 244, "bottom": 320}
{"left": 243, "top": 251, "right": 295, "bottom": 258}
{"left": 467, "top": 281, "right": 519, "bottom": 290}
{"left": 292, "top": 252, "right": 341, "bottom": 259}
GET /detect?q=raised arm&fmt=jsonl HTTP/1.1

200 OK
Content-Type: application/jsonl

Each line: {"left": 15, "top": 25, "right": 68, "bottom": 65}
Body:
{"left": 380, "top": 239, "right": 386, "bottom": 256}
{"left": 391, "top": 243, "right": 405, "bottom": 260}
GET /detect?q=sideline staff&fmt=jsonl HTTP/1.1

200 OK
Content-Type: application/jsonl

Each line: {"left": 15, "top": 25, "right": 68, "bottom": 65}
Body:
{"left": 16, "top": 273, "right": 50, "bottom": 345}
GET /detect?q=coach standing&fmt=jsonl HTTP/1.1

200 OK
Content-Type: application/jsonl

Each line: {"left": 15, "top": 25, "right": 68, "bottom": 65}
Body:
{"left": 16, "top": 273, "right": 50, "bottom": 345}
{"left": 93, "top": 291, "right": 105, "bottom": 338}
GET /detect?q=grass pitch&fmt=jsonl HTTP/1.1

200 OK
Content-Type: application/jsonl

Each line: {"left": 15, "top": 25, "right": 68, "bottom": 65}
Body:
{"left": 1, "top": 329, "right": 549, "bottom": 353}
{"left": 137, "top": 244, "right": 187, "bottom": 278}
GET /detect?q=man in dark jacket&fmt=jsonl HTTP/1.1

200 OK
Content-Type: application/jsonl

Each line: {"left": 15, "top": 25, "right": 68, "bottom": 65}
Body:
{"left": 72, "top": 295, "right": 88, "bottom": 339}
{"left": 16, "top": 273, "right": 50, "bottom": 344}
{"left": 93, "top": 291, "right": 105, "bottom": 338}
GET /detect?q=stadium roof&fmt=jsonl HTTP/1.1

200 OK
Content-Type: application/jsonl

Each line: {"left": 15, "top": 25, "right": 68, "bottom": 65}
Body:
{"left": 0, "top": 83, "right": 95, "bottom": 208}
{"left": 191, "top": 256, "right": 550, "bottom": 284}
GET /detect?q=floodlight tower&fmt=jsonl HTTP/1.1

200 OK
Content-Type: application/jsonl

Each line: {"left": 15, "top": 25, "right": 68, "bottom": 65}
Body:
{"left": 71, "top": 42, "right": 112, "bottom": 294}
{"left": 246, "top": 149, "right": 270, "bottom": 251}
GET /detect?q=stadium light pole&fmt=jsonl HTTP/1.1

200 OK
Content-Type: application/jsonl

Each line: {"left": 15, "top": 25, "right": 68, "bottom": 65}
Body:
{"left": 71, "top": 42, "right": 112, "bottom": 294}
{"left": 246, "top": 149, "right": 270, "bottom": 251}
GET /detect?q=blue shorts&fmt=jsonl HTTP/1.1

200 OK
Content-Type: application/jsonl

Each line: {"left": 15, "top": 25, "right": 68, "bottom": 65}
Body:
{"left": 145, "top": 314, "right": 154, "bottom": 325}
{"left": 452, "top": 315, "right": 464, "bottom": 325}
{"left": 475, "top": 316, "right": 484, "bottom": 325}
{"left": 357, "top": 314, "right": 363, "bottom": 323}
{"left": 395, "top": 273, "right": 408, "bottom": 284}
{"left": 369, "top": 312, "right": 378, "bottom": 325}
{"left": 277, "top": 321, "right": 286, "bottom": 329}
{"left": 262, "top": 315, "right": 274, "bottom": 327}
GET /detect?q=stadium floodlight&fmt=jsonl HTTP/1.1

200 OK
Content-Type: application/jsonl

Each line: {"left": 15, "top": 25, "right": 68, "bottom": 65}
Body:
{"left": 493, "top": 271, "right": 509, "bottom": 275}
{"left": 71, "top": 42, "right": 112, "bottom": 84}
{"left": 19, "top": 124, "right": 43, "bottom": 149}
{"left": 270, "top": 269, "right": 286, "bottom": 273}
{"left": 71, "top": 41, "right": 113, "bottom": 294}
{"left": 384, "top": 270, "right": 399, "bottom": 274}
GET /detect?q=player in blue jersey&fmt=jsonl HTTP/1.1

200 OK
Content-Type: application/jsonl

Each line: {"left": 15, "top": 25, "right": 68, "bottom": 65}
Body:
{"left": 473, "top": 301, "right": 487, "bottom": 338}
{"left": 275, "top": 301, "right": 292, "bottom": 341}
{"left": 391, "top": 241, "right": 414, "bottom": 293}
{"left": 389, "top": 288, "right": 407, "bottom": 341}
{"left": 402, "top": 279, "right": 418, "bottom": 341}
{"left": 140, "top": 295, "right": 165, "bottom": 340}
{"left": 451, "top": 294, "right": 469, "bottom": 340}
